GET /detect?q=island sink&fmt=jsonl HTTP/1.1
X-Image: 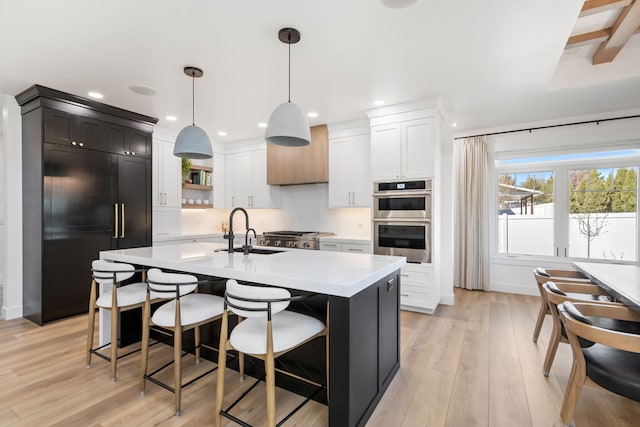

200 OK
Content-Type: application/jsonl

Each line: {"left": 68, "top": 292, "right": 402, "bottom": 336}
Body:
{"left": 232, "top": 247, "right": 283, "bottom": 255}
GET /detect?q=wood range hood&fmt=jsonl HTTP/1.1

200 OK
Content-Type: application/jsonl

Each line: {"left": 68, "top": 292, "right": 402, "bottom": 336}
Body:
{"left": 266, "top": 124, "right": 328, "bottom": 185}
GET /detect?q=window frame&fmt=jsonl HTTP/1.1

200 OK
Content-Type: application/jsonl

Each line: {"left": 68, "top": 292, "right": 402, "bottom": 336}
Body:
{"left": 490, "top": 146, "right": 640, "bottom": 264}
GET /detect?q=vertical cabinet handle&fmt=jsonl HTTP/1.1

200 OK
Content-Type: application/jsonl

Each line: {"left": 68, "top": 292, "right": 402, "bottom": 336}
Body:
{"left": 113, "top": 204, "right": 119, "bottom": 238}
{"left": 120, "top": 203, "right": 125, "bottom": 238}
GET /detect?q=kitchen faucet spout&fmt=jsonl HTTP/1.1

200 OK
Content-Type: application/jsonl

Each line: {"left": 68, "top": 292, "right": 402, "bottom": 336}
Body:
{"left": 224, "top": 207, "right": 250, "bottom": 253}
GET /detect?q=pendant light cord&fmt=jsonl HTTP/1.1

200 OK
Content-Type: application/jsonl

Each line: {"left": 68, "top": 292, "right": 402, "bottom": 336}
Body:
{"left": 288, "top": 31, "right": 291, "bottom": 103}
{"left": 191, "top": 70, "right": 195, "bottom": 125}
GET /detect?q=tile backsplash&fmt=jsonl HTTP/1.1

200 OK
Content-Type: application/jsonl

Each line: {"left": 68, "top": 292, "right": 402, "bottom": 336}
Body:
{"left": 181, "top": 183, "right": 371, "bottom": 238}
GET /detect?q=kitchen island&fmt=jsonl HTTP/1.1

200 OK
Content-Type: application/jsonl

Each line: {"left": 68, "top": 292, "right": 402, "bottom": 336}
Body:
{"left": 100, "top": 242, "right": 405, "bottom": 427}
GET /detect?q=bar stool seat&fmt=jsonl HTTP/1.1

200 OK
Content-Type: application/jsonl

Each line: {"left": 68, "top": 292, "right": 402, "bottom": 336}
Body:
{"left": 231, "top": 310, "right": 325, "bottom": 355}
{"left": 152, "top": 294, "right": 224, "bottom": 327}
{"left": 95, "top": 282, "right": 147, "bottom": 308}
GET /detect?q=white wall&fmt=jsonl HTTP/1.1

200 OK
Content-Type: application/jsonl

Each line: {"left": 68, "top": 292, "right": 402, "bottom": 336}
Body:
{"left": 1, "top": 94, "right": 22, "bottom": 319}
{"left": 484, "top": 112, "right": 640, "bottom": 296}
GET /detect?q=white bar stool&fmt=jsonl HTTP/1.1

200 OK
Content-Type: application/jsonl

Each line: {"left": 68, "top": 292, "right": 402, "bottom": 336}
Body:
{"left": 140, "top": 268, "right": 225, "bottom": 416}
{"left": 86, "top": 259, "right": 149, "bottom": 381}
{"left": 214, "top": 279, "right": 328, "bottom": 427}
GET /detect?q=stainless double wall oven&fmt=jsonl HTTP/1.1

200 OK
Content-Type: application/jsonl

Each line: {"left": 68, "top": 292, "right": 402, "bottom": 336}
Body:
{"left": 373, "top": 179, "right": 432, "bottom": 263}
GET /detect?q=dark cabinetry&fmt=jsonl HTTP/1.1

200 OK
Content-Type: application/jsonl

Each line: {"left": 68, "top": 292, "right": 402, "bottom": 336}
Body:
{"left": 329, "top": 270, "right": 401, "bottom": 426}
{"left": 43, "top": 108, "right": 151, "bottom": 157}
{"left": 17, "top": 85, "right": 157, "bottom": 325}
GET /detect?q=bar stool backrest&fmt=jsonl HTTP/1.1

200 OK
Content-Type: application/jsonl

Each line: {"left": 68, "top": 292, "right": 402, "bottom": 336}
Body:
{"left": 146, "top": 268, "right": 198, "bottom": 299}
{"left": 225, "top": 279, "right": 290, "bottom": 319}
{"left": 92, "top": 260, "right": 135, "bottom": 284}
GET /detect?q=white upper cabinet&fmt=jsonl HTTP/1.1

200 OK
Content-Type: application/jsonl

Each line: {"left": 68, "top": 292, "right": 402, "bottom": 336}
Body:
{"left": 152, "top": 137, "right": 181, "bottom": 208}
{"left": 371, "top": 117, "right": 435, "bottom": 180}
{"left": 224, "top": 148, "right": 270, "bottom": 208}
{"left": 328, "top": 133, "right": 371, "bottom": 208}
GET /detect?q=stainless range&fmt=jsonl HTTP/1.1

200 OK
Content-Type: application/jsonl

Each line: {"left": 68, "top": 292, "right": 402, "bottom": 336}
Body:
{"left": 258, "top": 231, "right": 334, "bottom": 250}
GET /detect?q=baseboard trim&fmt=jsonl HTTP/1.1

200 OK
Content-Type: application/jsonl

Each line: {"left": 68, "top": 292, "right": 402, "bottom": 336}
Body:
{"left": 1, "top": 304, "right": 23, "bottom": 320}
{"left": 489, "top": 281, "right": 538, "bottom": 296}
{"left": 440, "top": 293, "right": 455, "bottom": 306}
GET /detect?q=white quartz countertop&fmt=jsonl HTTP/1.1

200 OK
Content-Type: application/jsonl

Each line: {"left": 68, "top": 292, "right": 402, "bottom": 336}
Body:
{"left": 100, "top": 242, "right": 405, "bottom": 298}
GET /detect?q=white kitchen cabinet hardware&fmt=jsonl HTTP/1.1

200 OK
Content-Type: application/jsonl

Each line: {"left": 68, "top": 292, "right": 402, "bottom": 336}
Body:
{"left": 328, "top": 134, "right": 371, "bottom": 208}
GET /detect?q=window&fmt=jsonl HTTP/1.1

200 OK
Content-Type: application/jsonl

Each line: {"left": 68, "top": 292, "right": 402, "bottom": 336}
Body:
{"left": 568, "top": 167, "right": 637, "bottom": 260}
{"left": 495, "top": 149, "right": 639, "bottom": 262}
{"left": 497, "top": 171, "right": 554, "bottom": 256}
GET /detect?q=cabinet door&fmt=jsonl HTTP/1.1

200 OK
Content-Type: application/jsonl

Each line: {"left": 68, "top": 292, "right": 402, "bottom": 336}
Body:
{"left": 44, "top": 109, "right": 75, "bottom": 146}
{"left": 371, "top": 124, "right": 402, "bottom": 180}
{"left": 162, "top": 143, "right": 181, "bottom": 208}
{"left": 251, "top": 150, "right": 270, "bottom": 208}
{"left": 152, "top": 139, "right": 180, "bottom": 208}
{"left": 379, "top": 273, "right": 400, "bottom": 387}
{"left": 351, "top": 134, "right": 372, "bottom": 206}
{"left": 76, "top": 116, "right": 105, "bottom": 151}
{"left": 129, "top": 128, "right": 152, "bottom": 158}
{"left": 225, "top": 152, "right": 252, "bottom": 208}
{"left": 117, "top": 156, "right": 152, "bottom": 248}
{"left": 403, "top": 118, "right": 435, "bottom": 178}
{"left": 43, "top": 143, "right": 118, "bottom": 321}
{"left": 102, "top": 122, "right": 129, "bottom": 155}
{"left": 328, "top": 137, "right": 352, "bottom": 207}
{"left": 152, "top": 140, "right": 162, "bottom": 207}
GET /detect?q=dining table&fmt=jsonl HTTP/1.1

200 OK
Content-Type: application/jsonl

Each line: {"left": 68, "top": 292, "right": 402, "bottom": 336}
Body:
{"left": 573, "top": 262, "right": 640, "bottom": 312}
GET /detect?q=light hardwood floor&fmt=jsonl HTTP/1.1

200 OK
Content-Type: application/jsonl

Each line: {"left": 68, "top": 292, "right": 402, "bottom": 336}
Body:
{"left": 1, "top": 289, "right": 639, "bottom": 426}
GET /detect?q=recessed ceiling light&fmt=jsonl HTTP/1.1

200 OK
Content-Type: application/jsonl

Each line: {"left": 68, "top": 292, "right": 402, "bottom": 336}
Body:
{"left": 128, "top": 85, "right": 157, "bottom": 96}
{"left": 166, "top": 115, "right": 177, "bottom": 121}
{"left": 258, "top": 122, "right": 268, "bottom": 128}
{"left": 217, "top": 131, "right": 227, "bottom": 136}
{"left": 88, "top": 91, "right": 104, "bottom": 99}
{"left": 373, "top": 100, "right": 385, "bottom": 106}
{"left": 379, "top": 0, "right": 420, "bottom": 9}
{"left": 308, "top": 112, "right": 319, "bottom": 118}
{"left": 452, "top": 122, "right": 457, "bottom": 127}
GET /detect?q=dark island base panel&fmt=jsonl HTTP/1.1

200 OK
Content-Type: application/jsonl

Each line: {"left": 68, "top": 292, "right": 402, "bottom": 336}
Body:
{"left": 120, "top": 270, "right": 401, "bottom": 427}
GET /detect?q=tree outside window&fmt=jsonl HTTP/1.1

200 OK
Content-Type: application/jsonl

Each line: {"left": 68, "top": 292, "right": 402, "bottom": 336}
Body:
{"left": 569, "top": 167, "right": 637, "bottom": 259}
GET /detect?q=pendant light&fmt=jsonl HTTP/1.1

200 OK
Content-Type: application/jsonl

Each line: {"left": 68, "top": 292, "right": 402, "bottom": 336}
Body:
{"left": 173, "top": 66, "right": 213, "bottom": 159}
{"left": 265, "top": 28, "right": 311, "bottom": 147}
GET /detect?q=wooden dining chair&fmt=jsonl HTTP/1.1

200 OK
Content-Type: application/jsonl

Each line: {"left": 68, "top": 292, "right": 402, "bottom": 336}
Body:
{"left": 541, "top": 281, "right": 620, "bottom": 376}
{"left": 532, "top": 267, "right": 593, "bottom": 343}
{"left": 557, "top": 301, "right": 640, "bottom": 426}
{"left": 214, "top": 279, "right": 328, "bottom": 427}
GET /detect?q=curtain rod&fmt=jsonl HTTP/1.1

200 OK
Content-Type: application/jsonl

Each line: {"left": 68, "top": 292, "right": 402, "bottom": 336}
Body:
{"left": 453, "top": 114, "right": 640, "bottom": 141}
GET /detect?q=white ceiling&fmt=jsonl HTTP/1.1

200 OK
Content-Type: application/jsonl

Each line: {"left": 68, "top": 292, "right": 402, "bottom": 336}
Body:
{"left": 1, "top": 0, "right": 639, "bottom": 142}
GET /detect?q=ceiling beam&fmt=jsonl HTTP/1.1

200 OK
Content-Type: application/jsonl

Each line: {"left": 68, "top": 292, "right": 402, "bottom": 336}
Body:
{"left": 581, "top": 0, "right": 632, "bottom": 17}
{"left": 592, "top": 0, "right": 640, "bottom": 64}
{"left": 566, "top": 28, "right": 612, "bottom": 47}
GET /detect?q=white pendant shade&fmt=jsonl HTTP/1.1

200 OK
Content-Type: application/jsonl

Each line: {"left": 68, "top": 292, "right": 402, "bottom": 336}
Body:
{"left": 265, "top": 102, "right": 311, "bottom": 147}
{"left": 173, "top": 124, "right": 213, "bottom": 159}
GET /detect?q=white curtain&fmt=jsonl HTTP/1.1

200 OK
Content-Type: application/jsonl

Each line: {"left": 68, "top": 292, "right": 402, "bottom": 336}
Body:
{"left": 454, "top": 136, "right": 489, "bottom": 290}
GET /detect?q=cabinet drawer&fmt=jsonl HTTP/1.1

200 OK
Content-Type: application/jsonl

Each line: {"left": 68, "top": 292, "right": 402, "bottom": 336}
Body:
{"left": 400, "top": 268, "right": 430, "bottom": 282}
{"left": 320, "top": 242, "right": 342, "bottom": 252}
{"left": 342, "top": 243, "right": 371, "bottom": 254}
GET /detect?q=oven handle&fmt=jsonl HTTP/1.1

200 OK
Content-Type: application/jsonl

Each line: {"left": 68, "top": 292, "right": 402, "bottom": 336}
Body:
{"left": 372, "top": 191, "right": 431, "bottom": 197}
{"left": 372, "top": 218, "right": 431, "bottom": 224}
